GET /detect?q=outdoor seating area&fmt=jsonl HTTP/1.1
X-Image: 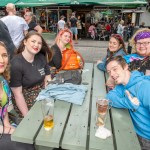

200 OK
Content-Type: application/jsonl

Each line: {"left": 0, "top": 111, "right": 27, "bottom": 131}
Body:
{"left": 11, "top": 63, "right": 141, "bottom": 150}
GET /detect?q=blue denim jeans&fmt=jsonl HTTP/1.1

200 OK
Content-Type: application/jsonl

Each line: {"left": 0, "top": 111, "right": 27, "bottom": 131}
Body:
{"left": 137, "top": 135, "right": 150, "bottom": 150}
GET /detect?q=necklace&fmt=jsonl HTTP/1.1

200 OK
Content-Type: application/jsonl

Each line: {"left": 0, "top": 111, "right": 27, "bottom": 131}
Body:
{"left": 22, "top": 51, "right": 34, "bottom": 64}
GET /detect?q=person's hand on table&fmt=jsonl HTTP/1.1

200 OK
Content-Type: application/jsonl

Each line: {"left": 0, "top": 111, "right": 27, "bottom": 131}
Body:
{"left": 44, "top": 75, "right": 52, "bottom": 88}
{"left": 97, "top": 60, "right": 102, "bottom": 65}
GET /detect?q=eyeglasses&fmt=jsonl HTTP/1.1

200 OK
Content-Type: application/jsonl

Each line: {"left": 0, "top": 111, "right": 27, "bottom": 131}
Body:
{"left": 136, "top": 42, "right": 150, "bottom": 47}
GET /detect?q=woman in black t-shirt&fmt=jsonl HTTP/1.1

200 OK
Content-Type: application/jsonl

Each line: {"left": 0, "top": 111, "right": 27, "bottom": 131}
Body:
{"left": 10, "top": 32, "right": 52, "bottom": 119}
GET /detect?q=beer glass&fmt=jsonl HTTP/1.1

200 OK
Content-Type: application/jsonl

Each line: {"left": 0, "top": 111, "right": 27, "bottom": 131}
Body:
{"left": 96, "top": 98, "right": 112, "bottom": 127}
{"left": 41, "top": 99, "right": 54, "bottom": 131}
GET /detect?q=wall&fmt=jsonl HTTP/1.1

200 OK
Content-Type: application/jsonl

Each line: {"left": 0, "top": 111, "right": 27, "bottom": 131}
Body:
{"left": 140, "top": 7, "right": 150, "bottom": 27}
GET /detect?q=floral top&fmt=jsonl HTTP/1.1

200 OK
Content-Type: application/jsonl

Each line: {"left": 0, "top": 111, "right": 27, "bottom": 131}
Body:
{"left": 0, "top": 77, "right": 11, "bottom": 120}
{"left": 128, "top": 56, "right": 150, "bottom": 74}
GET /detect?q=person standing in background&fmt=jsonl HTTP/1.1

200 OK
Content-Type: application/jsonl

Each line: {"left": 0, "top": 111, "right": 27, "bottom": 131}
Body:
{"left": 0, "top": 20, "right": 16, "bottom": 59}
{"left": 69, "top": 12, "right": 78, "bottom": 44}
{"left": 1, "top": 3, "right": 28, "bottom": 48}
{"left": 24, "top": 11, "right": 43, "bottom": 34}
{"left": 117, "top": 20, "right": 124, "bottom": 38}
{"left": 57, "top": 15, "right": 66, "bottom": 31}
{"left": 77, "top": 15, "right": 82, "bottom": 39}
{"left": 139, "top": 22, "right": 145, "bottom": 28}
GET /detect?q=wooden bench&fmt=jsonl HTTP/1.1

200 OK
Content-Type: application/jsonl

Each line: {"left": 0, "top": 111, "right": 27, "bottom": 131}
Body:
{"left": 11, "top": 63, "right": 141, "bottom": 150}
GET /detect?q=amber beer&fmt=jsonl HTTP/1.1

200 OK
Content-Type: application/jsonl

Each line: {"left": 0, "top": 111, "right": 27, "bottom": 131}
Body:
{"left": 41, "top": 99, "right": 54, "bottom": 131}
{"left": 97, "top": 104, "right": 108, "bottom": 115}
{"left": 44, "top": 115, "right": 54, "bottom": 130}
{"left": 96, "top": 99, "right": 108, "bottom": 115}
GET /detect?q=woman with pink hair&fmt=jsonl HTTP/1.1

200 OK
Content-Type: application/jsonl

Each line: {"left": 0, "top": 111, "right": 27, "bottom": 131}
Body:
{"left": 49, "top": 28, "right": 73, "bottom": 71}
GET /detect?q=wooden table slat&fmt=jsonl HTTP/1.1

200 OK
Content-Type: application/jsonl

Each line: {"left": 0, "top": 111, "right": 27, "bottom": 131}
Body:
{"left": 61, "top": 63, "right": 93, "bottom": 150}
{"left": 35, "top": 100, "right": 71, "bottom": 148}
{"left": 111, "top": 108, "right": 141, "bottom": 150}
{"left": 89, "top": 64, "right": 114, "bottom": 150}
{"left": 11, "top": 102, "right": 43, "bottom": 144}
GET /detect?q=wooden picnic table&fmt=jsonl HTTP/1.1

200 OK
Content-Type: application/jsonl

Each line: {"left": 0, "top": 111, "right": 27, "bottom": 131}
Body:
{"left": 11, "top": 63, "right": 141, "bottom": 150}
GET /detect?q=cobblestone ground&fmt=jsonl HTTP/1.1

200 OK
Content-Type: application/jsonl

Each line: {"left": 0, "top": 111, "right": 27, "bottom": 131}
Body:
{"left": 45, "top": 38, "right": 108, "bottom": 63}
{"left": 75, "top": 46, "right": 107, "bottom": 63}
{"left": 43, "top": 33, "right": 128, "bottom": 63}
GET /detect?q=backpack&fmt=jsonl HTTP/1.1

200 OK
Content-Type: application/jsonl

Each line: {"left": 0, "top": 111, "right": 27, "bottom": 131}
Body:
{"left": 60, "top": 48, "right": 84, "bottom": 70}
{"left": 48, "top": 70, "right": 82, "bottom": 85}
{"left": 55, "top": 70, "right": 82, "bottom": 85}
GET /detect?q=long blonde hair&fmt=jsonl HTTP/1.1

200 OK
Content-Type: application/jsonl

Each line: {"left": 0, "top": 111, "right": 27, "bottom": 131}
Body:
{"left": 0, "top": 42, "right": 10, "bottom": 81}
{"left": 130, "top": 28, "right": 150, "bottom": 53}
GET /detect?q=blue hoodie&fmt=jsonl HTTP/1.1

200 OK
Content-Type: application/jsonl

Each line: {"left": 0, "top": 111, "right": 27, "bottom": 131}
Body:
{"left": 97, "top": 48, "right": 126, "bottom": 71}
{"left": 106, "top": 71, "right": 150, "bottom": 140}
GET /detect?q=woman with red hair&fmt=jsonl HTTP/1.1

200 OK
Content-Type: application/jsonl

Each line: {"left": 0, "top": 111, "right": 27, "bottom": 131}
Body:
{"left": 49, "top": 28, "right": 73, "bottom": 71}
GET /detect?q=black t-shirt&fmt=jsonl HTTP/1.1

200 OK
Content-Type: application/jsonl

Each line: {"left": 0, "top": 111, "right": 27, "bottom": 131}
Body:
{"left": 70, "top": 17, "right": 77, "bottom": 27}
{"left": 49, "top": 44, "right": 62, "bottom": 69}
{"left": 28, "top": 21, "right": 37, "bottom": 32}
{"left": 10, "top": 53, "right": 50, "bottom": 88}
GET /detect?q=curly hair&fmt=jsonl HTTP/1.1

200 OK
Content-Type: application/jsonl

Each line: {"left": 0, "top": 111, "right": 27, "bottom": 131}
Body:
{"left": 130, "top": 28, "right": 150, "bottom": 53}
{"left": 16, "top": 31, "right": 52, "bottom": 62}
{"left": 0, "top": 41, "right": 10, "bottom": 81}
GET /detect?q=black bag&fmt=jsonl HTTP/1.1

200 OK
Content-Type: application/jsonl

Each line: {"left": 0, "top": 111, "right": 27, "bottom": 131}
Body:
{"left": 0, "top": 134, "right": 35, "bottom": 150}
{"left": 52, "top": 70, "right": 82, "bottom": 85}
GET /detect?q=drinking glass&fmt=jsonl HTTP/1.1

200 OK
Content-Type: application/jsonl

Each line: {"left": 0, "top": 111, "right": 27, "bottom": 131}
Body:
{"left": 41, "top": 99, "right": 54, "bottom": 131}
{"left": 96, "top": 98, "right": 112, "bottom": 127}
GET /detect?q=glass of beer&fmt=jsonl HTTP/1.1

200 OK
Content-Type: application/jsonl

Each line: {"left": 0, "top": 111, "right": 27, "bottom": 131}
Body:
{"left": 96, "top": 98, "right": 112, "bottom": 127}
{"left": 41, "top": 99, "right": 54, "bottom": 131}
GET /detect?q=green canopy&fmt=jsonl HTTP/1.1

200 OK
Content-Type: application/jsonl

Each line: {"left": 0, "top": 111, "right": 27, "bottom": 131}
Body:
{"left": 78, "top": 0, "right": 147, "bottom": 8}
{"left": 2, "top": 0, "right": 147, "bottom": 8}
{"left": 0, "top": 0, "right": 19, "bottom": 7}
{"left": 15, "top": 0, "right": 70, "bottom": 7}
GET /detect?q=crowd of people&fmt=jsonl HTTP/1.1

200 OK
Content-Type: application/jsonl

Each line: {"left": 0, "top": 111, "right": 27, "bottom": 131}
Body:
{"left": 0, "top": 2, "right": 150, "bottom": 150}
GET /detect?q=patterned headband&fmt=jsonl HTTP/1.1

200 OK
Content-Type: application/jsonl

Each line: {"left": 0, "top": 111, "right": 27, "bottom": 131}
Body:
{"left": 135, "top": 32, "right": 150, "bottom": 42}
